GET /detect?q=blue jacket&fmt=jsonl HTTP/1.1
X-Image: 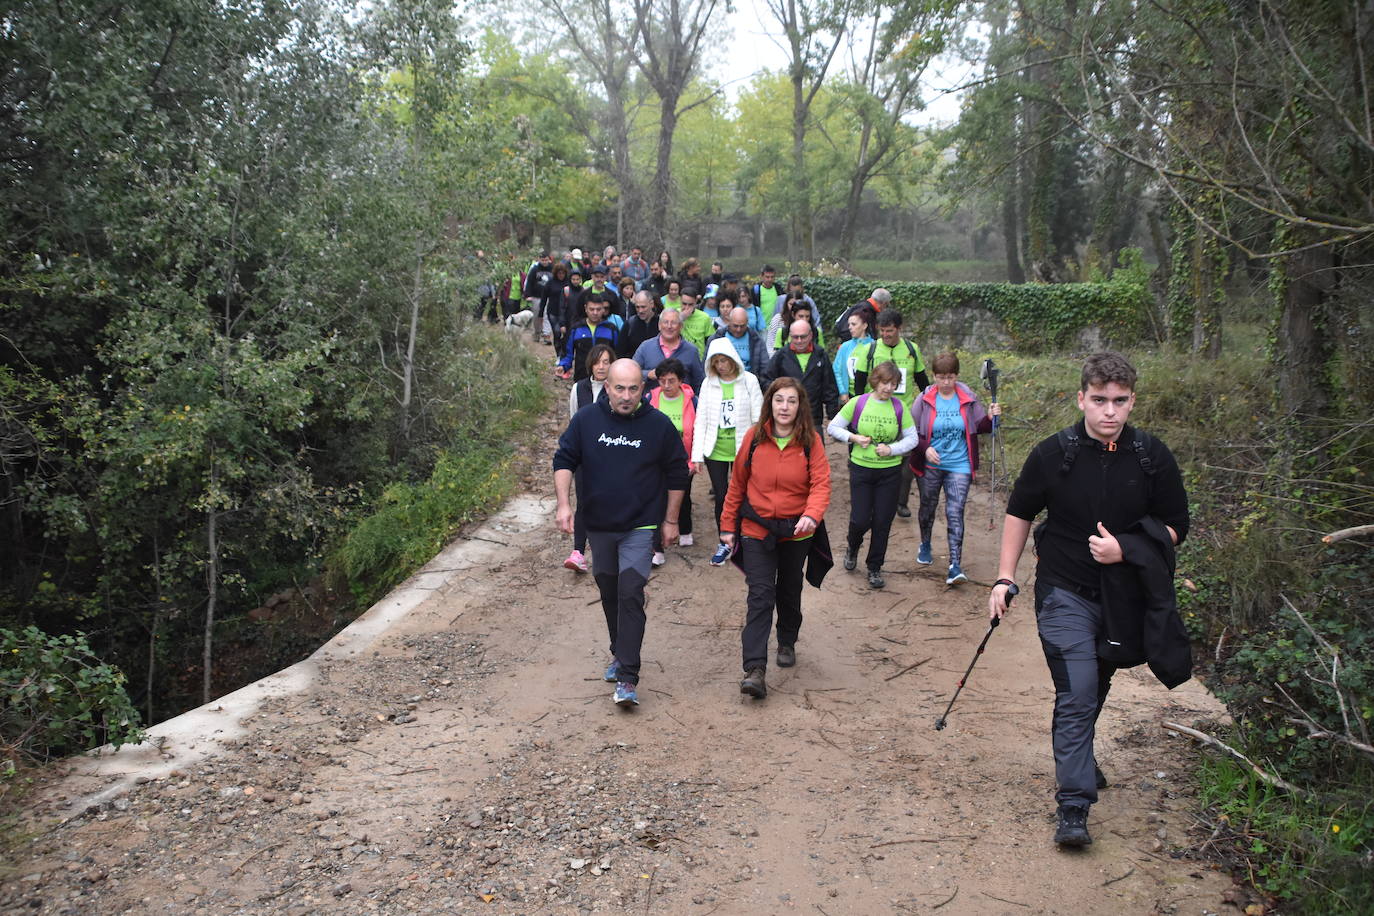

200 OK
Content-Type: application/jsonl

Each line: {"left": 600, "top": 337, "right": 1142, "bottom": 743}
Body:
{"left": 561, "top": 321, "right": 619, "bottom": 376}
{"left": 553, "top": 399, "right": 691, "bottom": 532}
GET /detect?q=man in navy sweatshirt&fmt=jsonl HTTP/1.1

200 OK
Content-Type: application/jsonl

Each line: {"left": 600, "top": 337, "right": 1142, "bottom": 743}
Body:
{"left": 553, "top": 359, "right": 689, "bottom": 708}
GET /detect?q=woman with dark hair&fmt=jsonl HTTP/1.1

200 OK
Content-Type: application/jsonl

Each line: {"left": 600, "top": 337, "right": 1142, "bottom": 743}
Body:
{"left": 656, "top": 250, "right": 674, "bottom": 277}
{"left": 827, "top": 360, "right": 918, "bottom": 589}
{"left": 765, "top": 294, "right": 824, "bottom": 356}
{"left": 660, "top": 278, "right": 683, "bottom": 312}
{"left": 833, "top": 305, "right": 876, "bottom": 404}
{"left": 564, "top": 343, "right": 619, "bottom": 573}
{"left": 719, "top": 377, "right": 832, "bottom": 699}
{"left": 911, "top": 351, "right": 1000, "bottom": 585}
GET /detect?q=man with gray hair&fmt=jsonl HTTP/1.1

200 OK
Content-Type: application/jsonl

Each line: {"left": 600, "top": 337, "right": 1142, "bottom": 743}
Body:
{"left": 833, "top": 288, "right": 892, "bottom": 343}
{"left": 618, "top": 290, "right": 660, "bottom": 358}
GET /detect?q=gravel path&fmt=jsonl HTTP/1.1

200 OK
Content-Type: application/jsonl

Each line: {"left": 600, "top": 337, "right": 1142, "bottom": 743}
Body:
{"left": 5, "top": 374, "right": 1235, "bottom": 915}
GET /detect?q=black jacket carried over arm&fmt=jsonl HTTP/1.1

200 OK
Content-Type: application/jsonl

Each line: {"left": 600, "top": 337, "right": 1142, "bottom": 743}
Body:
{"left": 1098, "top": 516, "right": 1192, "bottom": 688}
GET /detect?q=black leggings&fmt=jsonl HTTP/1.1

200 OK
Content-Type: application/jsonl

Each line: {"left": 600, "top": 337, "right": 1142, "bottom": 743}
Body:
{"left": 846, "top": 461, "right": 902, "bottom": 571}
{"left": 704, "top": 457, "right": 733, "bottom": 537}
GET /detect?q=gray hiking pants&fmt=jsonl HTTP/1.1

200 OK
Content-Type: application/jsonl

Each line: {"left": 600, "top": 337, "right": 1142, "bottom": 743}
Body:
{"left": 588, "top": 528, "right": 654, "bottom": 685}
{"left": 1036, "top": 585, "right": 1116, "bottom": 808}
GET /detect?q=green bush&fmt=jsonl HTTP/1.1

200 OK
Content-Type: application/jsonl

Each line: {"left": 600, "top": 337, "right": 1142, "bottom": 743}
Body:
{"left": 334, "top": 447, "right": 518, "bottom": 600}
{"left": 798, "top": 274, "right": 1151, "bottom": 352}
{"left": 1, "top": 626, "right": 144, "bottom": 771}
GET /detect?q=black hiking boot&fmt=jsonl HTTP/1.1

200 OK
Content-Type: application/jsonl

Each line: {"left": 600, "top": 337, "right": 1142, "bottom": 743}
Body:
{"left": 843, "top": 547, "right": 857, "bottom": 571}
{"left": 740, "top": 667, "right": 767, "bottom": 699}
{"left": 1053, "top": 805, "right": 1092, "bottom": 847}
{"left": 777, "top": 645, "right": 796, "bottom": 668}
{"left": 867, "top": 568, "right": 885, "bottom": 589}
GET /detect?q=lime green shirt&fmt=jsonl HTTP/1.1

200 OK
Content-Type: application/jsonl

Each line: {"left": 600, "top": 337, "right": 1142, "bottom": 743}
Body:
{"left": 858, "top": 339, "right": 926, "bottom": 409}
{"left": 759, "top": 285, "right": 781, "bottom": 324}
{"left": 796, "top": 352, "right": 811, "bottom": 372}
{"left": 682, "top": 309, "right": 714, "bottom": 357}
{"left": 837, "top": 394, "right": 903, "bottom": 469}
{"left": 708, "top": 381, "right": 738, "bottom": 461}
{"left": 657, "top": 392, "right": 685, "bottom": 433}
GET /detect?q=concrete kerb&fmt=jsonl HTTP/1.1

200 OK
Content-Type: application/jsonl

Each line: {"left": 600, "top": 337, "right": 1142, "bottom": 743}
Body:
{"left": 48, "top": 494, "right": 553, "bottom": 821}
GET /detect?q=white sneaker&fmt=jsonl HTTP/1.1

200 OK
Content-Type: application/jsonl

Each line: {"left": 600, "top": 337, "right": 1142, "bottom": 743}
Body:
{"left": 678, "top": 533, "right": 694, "bottom": 546}
{"left": 651, "top": 551, "right": 666, "bottom": 566}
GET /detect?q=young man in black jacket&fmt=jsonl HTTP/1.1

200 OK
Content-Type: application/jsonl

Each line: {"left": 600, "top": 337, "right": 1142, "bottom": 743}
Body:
{"left": 554, "top": 360, "right": 688, "bottom": 708}
{"left": 988, "top": 352, "right": 1189, "bottom": 848}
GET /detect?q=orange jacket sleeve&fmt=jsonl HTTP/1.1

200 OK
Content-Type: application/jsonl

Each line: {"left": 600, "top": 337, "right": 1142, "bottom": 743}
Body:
{"left": 802, "top": 432, "right": 831, "bottom": 522}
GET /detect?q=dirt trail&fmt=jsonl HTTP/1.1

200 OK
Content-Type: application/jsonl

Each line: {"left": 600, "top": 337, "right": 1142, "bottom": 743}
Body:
{"left": 5, "top": 373, "right": 1234, "bottom": 915}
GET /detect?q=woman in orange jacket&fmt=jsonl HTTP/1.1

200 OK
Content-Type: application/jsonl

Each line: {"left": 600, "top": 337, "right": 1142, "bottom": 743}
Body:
{"left": 719, "top": 377, "right": 832, "bottom": 699}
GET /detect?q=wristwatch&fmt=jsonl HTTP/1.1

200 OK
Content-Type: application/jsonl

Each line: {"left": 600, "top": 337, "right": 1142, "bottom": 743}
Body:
{"left": 994, "top": 578, "right": 1019, "bottom": 598}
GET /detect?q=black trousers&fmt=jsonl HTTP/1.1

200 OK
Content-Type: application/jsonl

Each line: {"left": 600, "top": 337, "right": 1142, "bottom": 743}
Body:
{"left": 898, "top": 459, "right": 915, "bottom": 509}
{"left": 704, "top": 457, "right": 733, "bottom": 536}
{"left": 739, "top": 535, "right": 809, "bottom": 671}
{"left": 846, "top": 461, "right": 901, "bottom": 571}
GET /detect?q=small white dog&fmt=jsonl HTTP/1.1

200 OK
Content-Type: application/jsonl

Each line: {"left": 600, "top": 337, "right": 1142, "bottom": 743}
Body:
{"left": 504, "top": 309, "right": 535, "bottom": 332}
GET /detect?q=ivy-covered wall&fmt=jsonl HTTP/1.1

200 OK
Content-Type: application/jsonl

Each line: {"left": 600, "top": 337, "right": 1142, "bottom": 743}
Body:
{"left": 796, "top": 266, "right": 1151, "bottom": 352}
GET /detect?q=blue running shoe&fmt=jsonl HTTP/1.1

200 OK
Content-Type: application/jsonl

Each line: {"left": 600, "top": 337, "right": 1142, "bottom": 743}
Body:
{"left": 710, "top": 542, "right": 732, "bottom": 566}
{"left": 917, "top": 542, "right": 932, "bottom": 565}
{"left": 603, "top": 660, "right": 619, "bottom": 682}
{"left": 946, "top": 563, "right": 967, "bottom": 585}
{"left": 613, "top": 681, "right": 639, "bottom": 707}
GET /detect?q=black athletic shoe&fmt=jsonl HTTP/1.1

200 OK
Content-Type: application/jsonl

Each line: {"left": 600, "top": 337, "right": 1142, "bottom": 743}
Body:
{"left": 1095, "top": 765, "right": 1108, "bottom": 790}
{"left": 1053, "top": 805, "right": 1092, "bottom": 847}
{"left": 843, "top": 547, "right": 857, "bottom": 571}
{"left": 777, "top": 645, "right": 796, "bottom": 668}
{"left": 867, "top": 569, "right": 885, "bottom": 589}
{"left": 740, "top": 667, "right": 767, "bottom": 699}
{"left": 895, "top": 504, "right": 912, "bottom": 518}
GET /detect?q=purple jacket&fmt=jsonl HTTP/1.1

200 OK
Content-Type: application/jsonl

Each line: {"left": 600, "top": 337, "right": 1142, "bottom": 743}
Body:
{"left": 908, "top": 381, "right": 993, "bottom": 477}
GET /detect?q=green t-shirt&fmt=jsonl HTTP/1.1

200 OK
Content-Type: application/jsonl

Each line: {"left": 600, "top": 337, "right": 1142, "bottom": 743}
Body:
{"left": 758, "top": 285, "right": 781, "bottom": 324}
{"left": 837, "top": 394, "right": 903, "bottom": 469}
{"left": 682, "top": 309, "right": 714, "bottom": 357}
{"left": 858, "top": 339, "right": 926, "bottom": 409}
{"left": 796, "top": 352, "right": 811, "bottom": 372}
{"left": 657, "top": 392, "right": 685, "bottom": 432}
{"left": 708, "top": 381, "right": 739, "bottom": 461}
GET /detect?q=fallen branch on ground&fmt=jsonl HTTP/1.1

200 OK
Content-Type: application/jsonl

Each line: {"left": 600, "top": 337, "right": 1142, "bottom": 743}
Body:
{"left": 1161, "top": 721, "right": 1311, "bottom": 798}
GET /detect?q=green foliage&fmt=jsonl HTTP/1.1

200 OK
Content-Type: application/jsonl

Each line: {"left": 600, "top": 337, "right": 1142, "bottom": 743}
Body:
{"left": 799, "top": 274, "right": 1151, "bottom": 351}
{"left": 1198, "top": 755, "right": 1374, "bottom": 913}
{"left": 1, "top": 627, "right": 144, "bottom": 769}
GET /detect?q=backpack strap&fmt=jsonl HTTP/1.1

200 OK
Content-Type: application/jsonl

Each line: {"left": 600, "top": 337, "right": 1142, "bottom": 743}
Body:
{"left": 1057, "top": 426, "right": 1081, "bottom": 474}
{"left": 745, "top": 427, "right": 812, "bottom": 468}
{"left": 1131, "top": 430, "right": 1157, "bottom": 476}
{"left": 848, "top": 393, "right": 871, "bottom": 433}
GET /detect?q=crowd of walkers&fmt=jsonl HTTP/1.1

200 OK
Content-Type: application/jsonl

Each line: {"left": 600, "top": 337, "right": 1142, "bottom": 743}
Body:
{"left": 549, "top": 247, "right": 1191, "bottom": 851}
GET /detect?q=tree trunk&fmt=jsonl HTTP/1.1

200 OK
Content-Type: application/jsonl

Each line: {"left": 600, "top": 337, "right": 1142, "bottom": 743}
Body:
{"left": 791, "top": 69, "right": 813, "bottom": 262}
{"left": 1002, "top": 177, "right": 1025, "bottom": 283}
{"left": 1276, "top": 246, "right": 1335, "bottom": 418}
{"left": 203, "top": 491, "right": 218, "bottom": 706}
{"left": 650, "top": 95, "right": 680, "bottom": 248}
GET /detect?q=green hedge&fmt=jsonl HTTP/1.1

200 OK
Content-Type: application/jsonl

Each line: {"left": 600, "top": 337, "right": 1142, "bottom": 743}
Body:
{"left": 796, "top": 272, "right": 1152, "bottom": 352}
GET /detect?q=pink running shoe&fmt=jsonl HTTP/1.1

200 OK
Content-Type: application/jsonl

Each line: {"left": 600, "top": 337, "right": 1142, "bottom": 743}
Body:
{"left": 564, "top": 549, "right": 588, "bottom": 573}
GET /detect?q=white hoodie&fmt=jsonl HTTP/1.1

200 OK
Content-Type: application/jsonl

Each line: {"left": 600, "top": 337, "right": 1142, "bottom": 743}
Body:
{"left": 692, "top": 337, "right": 765, "bottom": 463}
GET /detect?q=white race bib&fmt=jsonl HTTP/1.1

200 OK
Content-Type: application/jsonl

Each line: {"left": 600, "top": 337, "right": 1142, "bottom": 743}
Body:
{"left": 719, "top": 398, "right": 737, "bottom": 430}
{"left": 896, "top": 367, "right": 909, "bottom": 395}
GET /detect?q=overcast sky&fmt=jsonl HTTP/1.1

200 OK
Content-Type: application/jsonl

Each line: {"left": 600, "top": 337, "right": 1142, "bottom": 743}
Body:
{"left": 717, "top": 0, "right": 979, "bottom": 126}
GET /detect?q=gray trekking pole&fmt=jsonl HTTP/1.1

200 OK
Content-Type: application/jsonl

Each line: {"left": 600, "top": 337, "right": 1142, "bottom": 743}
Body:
{"left": 980, "top": 358, "right": 1001, "bottom": 529}
{"left": 934, "top": 610, "right": 1004, "bottom": 730}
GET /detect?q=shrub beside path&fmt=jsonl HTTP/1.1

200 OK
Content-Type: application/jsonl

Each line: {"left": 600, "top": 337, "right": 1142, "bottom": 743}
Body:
{"left": 5, "top": 378, "right": 1236, "bottom": 914}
